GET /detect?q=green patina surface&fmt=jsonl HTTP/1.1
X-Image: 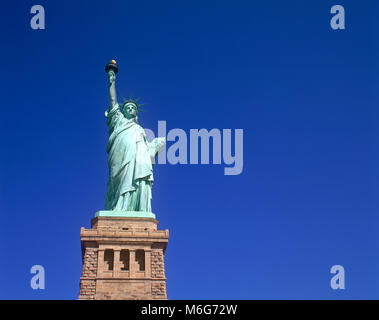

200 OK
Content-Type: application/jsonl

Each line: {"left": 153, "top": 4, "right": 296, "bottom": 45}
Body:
{"left": 101, "top": 60, "right": 165, "bottom": 218}
{"left": 95, "top": 210, "right": 156, "bottom": 219}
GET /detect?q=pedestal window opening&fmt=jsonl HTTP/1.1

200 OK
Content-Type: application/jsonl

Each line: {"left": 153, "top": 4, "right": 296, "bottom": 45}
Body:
{"left": 120, "top": 249, "right": 130, "bottom": 271}
{"left": 104, "top": 249, "right": 114, "bottom": 271}
{"left": 135, "top": 250, "right": 145, "bottom": 271}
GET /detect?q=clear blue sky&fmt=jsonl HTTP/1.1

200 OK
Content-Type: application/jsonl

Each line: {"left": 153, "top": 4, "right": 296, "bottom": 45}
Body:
{"left": 0, "top": 0, "right": 378, "bottom": 299}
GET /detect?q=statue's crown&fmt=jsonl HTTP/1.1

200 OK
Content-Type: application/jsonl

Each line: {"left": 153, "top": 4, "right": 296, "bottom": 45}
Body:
{"left": 121, "top": 94, "right": 145, "bottom": 113}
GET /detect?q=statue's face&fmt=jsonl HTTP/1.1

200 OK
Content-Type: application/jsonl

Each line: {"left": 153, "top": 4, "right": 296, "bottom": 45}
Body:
{"left": 123, "top": 103, "right": 137, "bottom": 118}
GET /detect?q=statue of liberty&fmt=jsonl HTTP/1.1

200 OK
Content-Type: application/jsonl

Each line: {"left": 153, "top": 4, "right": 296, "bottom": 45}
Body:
{"left": 102, "top": 60, "right": 165, "bottom": 216}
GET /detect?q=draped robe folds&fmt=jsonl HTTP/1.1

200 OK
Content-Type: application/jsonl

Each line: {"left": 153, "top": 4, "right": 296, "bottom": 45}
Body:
{"left": 105, "top": 104, "right": 154, "bottom": 212}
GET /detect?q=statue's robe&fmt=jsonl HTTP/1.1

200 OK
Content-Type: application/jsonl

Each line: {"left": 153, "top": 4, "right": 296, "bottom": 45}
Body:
{"left": 105, "top": 104, "right": 153, "bottom": 211}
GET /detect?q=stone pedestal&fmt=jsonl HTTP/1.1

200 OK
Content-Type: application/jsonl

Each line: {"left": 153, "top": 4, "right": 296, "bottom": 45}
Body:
{"left": 78, "top": 216, "right": 169, "bottom": 300}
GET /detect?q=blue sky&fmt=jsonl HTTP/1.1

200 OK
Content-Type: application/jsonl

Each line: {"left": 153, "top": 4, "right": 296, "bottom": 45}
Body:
{"left": 0, "top": 0, "right": 378, "bottom": 299}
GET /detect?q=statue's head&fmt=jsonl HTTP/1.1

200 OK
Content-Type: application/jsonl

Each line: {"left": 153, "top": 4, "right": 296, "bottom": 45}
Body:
{"left": 122, "top": 102, "right": 138, "bottom": 119}
{"left": 121, "top": 96, "right": 144, "bottom": 120}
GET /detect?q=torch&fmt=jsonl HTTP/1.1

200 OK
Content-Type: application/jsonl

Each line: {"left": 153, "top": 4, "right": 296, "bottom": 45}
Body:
{"left": 105, "top": 59, "right": 118, "bottom": 74}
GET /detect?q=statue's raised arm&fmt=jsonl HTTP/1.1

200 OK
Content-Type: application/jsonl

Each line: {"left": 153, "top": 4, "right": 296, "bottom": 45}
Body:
{"left": 105, "top": 60, "right": 119, "bottom": 108}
